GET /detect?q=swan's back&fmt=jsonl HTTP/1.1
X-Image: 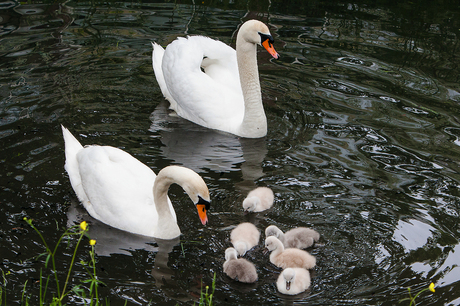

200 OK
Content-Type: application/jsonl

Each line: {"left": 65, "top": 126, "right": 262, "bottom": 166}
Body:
{"left": 155, "top": 36, "right": 244, "bottom": 132}
{"left": 62, "top": 126, "right": 176, "bottom": 236}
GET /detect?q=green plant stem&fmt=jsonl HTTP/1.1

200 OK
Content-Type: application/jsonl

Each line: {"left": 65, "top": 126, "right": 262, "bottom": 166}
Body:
{"left": 409, "top": 288, "right": 429, "bottom": 306}
{"left": 39, "top": 269, "right": 43, "bottom": 305}
{"left": 26, "top": 219, "right": 62, "bottom": 295}
{"left": 59, "top": 230, "right": 85, "bottom": 301}
{"left": 91, "top": 245, "right": 98, "bottom": 300}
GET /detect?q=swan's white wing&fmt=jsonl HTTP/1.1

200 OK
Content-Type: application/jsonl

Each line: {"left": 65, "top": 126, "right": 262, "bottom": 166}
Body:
{"left": 152, "top": 42, "right": 179, "bottom": 109}
{"left": 62, "top": 126, "right": 88, "bottom": 205}
{"left": 159, "top": 36, "right": 245, "bottom": 133}
{"left": 76, "top": 145, "right": 176, "bottom": 235}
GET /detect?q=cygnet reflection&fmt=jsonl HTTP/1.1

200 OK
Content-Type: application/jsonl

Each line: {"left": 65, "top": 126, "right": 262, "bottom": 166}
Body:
{"left": 149, "top": 101, "right": 267, "bottom": 193}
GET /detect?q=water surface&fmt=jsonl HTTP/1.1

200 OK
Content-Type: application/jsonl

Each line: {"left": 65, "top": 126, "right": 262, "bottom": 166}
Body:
{"left": 1, "top": 0, "right": 460, "bottom": 305}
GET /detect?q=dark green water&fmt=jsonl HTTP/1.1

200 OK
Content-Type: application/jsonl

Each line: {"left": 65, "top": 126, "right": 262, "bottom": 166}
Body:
{"left": 1, "top": 0, "right": 460, "bottom": 305}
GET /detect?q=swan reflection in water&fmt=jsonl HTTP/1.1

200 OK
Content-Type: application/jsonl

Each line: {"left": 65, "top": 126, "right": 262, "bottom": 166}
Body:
{"left": 66, "top": 199, "right": 179, "bottom": 287}
{"left": 149, "top": 101, "right": 268, "bottom": 194}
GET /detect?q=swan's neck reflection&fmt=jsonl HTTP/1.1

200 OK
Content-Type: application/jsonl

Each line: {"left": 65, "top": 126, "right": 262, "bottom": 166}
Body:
{"left": 150, "top": 237, "right": 180, "bottom": 287}
{"left": 67, "top": 199, "right": 180, "bottom": 288}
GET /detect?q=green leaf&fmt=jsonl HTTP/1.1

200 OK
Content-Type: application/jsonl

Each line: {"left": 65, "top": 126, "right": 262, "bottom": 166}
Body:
{"left": 45, "top": 254, "right": 51, "bottom": 268}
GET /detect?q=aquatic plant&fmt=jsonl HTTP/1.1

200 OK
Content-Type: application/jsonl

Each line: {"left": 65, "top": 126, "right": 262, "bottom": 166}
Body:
{"left": 196, "top": 272, "right": 216, "bottom": 306}
{"left": 22, "top": 218, "right": 105, "bottom": 305}
{"left": 400, "top": 282, "right": 436, "bottom": 305}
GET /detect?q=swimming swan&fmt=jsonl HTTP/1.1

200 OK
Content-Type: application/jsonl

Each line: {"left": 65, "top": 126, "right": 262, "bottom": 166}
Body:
{"left": 242, "top": 186, "right": 274, "bottom": 212}
{"left": 223, "top": 247, "right": 258, "bottom": 283}
{"left": 152, "top": 19, "right": 280, "bottom": 138}
{"left": 276, "top": 268, "right": 311, "bottom": 295}
{"left": 265, "top": 225, "right": 320, "bottom": 249}
{"left": 61, "top": 125, "right": 210, "bottom": 239}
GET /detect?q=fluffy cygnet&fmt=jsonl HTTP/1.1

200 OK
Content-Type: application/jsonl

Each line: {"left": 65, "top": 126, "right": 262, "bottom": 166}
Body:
{"left": 230, "top": 222, "right": 260, "bottom": 256}
{"left": 277, "top": 268, "right": 311, "bottom": 295}
{"left": 265, "top": 236, "right": 316, "bottom": 269}
{"left": 242, "top": 187, "right": 274, "bottom": 212}
{"left": 223, "top": 247, "right": 258, "bottom": 283}
{"left": 265, "top": 225, "right": 320, "bottom": 249}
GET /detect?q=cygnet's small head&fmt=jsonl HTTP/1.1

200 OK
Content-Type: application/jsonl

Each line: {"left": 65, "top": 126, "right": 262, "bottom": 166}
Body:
{"left": 225, "top": 247, "right": 238, "bottom": 261}
{"left": 265, "top": 225, "right": 282, "bottom": 239}
{"left": 234, "top": 241, "right": 248, "bottom": 256}
{"left": 282, "top": 268, "right": 296, "bottom": 291}
{"left": 242, "top": 196, "right": 260, "bottom": 212}
{"left": 264, "top": 236, "right": 280, "bottom": 252}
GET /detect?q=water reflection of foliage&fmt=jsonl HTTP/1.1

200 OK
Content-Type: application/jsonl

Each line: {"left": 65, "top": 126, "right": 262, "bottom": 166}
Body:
{"left": 272, "top": 0, "right": 459, "bottom": 84}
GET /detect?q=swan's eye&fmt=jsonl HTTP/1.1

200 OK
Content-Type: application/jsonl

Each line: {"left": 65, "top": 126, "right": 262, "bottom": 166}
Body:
{"left": 259, "top": 32, "right": 274, "bottom": 46}
{"left": 197, "top": 196, "right": 210, "bottom": 210}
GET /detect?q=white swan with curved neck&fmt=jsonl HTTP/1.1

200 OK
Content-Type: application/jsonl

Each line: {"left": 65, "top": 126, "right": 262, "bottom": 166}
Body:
{"left": 152, "top": 19, "right": 279, "bottom": 138}
{"left": 61, "top": 125, "right": 210, "bottom": 239}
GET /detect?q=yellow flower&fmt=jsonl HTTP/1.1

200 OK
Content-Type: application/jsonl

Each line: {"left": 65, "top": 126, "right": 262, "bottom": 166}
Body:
{"left": 429, "top": 282, "right": 435, "bottom": 293}
{"left": 80, "top": 221, "right": 88, "bottom": 231}
{"left": 89, "top": 239, "right": 96, "bottom": 246}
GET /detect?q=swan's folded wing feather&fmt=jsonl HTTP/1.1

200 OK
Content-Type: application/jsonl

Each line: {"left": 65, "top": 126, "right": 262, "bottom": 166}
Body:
{"left": 152, "top": 42, "right": 178, "bottom": 109}
{"left": 161, "top": 36, "right": 244, "bottom": 132}
{"left": 76, "top": 146, "right": 176, "bottom": 232}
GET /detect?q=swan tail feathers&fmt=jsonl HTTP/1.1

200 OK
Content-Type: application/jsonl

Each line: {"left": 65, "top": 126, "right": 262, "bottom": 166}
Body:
{"left": 151, "top": 42, "right": 178, "bottom": 109}
{"left": 61, "top": 125, "right": 91, "bottom": 207}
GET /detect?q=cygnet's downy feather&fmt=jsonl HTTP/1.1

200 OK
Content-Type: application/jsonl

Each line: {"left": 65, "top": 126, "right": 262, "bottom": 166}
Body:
{"left": 242, "top": 187, "right": 274, "bottom": 212}
{"left": 230, "top": 222, "right": 260, "bottom": 256}
{"left": 264, "top": 236, "right": 316, "bottom": 269}
{"left": 223, "top": 247, "right": 258, "bottom": 283}
{"left": 277, "top": 267, "right": 311, "bottom": 295}
{"left": 265, "top": 225, "right": 320, "bottom": 249}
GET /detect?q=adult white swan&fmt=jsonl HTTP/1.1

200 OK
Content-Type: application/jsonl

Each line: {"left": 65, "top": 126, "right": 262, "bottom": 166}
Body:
{"left": 152, "top": 19, "right": 279, "bottom": 138}
{"left": 61, "top": 125, "right": 210, "bottom": 239}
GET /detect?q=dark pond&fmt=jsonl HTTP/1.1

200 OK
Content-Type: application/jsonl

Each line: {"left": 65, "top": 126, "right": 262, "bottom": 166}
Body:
{"left": 1, "top": 0, "right": 460, "bottom": 304}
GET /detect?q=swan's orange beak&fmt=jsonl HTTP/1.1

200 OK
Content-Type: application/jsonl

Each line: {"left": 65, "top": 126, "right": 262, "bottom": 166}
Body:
{"left": 262, "top": 38, "right": 280, "bottom": 59}
{"left": 196, "top": 204, "right": 208, "bottom": 225}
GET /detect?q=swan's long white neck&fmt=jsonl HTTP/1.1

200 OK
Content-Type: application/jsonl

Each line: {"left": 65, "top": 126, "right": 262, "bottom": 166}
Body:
{"left": 236, "top": 30, "right": 267, "bottom": 138}
{"left": 153, "top": 167, "right": 182, "bottom": 239}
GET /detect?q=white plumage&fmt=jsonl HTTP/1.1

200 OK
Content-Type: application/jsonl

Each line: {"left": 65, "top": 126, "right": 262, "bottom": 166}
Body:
{"left": 61, "top": 125, "right": 210, "bottom": 239}
{"left": 152, "top": 20, "right": 279, "bottom": 138}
